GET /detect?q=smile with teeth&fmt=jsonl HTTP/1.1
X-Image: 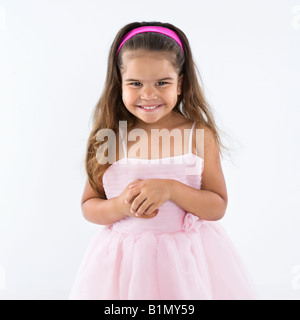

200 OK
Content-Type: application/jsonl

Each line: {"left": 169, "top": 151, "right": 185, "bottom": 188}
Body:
{"left": 138, "top": 105, "right": 162, "bottom": 110}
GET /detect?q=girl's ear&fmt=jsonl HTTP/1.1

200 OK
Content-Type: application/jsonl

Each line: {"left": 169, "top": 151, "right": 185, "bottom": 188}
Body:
{"left": 177, "top": 74, "right": 184, "bottom": 95}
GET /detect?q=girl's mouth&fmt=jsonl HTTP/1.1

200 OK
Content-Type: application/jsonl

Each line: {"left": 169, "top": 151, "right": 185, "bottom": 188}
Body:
{"left": 137, "top": 105, "right": 163, "bottom": 112}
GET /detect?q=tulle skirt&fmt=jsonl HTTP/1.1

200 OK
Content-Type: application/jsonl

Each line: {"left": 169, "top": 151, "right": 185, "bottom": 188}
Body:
{"left": 69, "top": 219, "right": 256, "bottom": 300}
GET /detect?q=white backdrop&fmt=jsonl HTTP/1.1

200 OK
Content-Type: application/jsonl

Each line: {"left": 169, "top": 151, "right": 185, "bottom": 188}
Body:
{"left": 0, "top": 0, "right": 299, "bottom": 300}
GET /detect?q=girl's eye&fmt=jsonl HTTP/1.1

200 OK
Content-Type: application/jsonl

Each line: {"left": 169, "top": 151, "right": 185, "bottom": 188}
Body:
{"left": 130, "top": 82, "right": 168, "bottom": 86}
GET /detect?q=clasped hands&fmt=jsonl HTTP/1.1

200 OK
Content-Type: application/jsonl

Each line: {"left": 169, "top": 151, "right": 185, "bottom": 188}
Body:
{"left": 124, "top": 179, "right": 171, "bottom": 218}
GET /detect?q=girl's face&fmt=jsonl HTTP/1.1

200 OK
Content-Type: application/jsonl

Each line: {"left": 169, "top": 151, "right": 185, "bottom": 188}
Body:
{"left": 120, "top": 50, "right": 183, "bottom": 128}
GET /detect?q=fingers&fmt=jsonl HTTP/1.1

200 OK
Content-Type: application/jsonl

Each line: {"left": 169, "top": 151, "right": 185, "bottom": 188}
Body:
{"left": 143, "top": 204, "right": 157, "bottom": 215}
{"left": 128, "top": 179, "right": 143, "bottom": 189}
{"left": 130, "top": 194, "right": 147, "bottom": 216}
{"left": 125, "top": 179, "right": 143, "bottom": 203}
{"left": 124, "top": 186, "right": 141, "bottom": 204}
{"left": 136, "top": 209, "right": 159, "bottom": 219}
{"left": 124, "top": 179, "right": 159, "bottom": 218}
{"left": 135, "top": 202, "right": 156, "bottom": 216}
{"left": 131, "top": 195, "right": 157, "bottom": 217}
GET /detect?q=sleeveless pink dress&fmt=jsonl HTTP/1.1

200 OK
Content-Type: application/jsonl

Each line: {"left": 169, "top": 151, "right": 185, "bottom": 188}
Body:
{"left": 69, "top": 122, "right": 256, "bottom": 300}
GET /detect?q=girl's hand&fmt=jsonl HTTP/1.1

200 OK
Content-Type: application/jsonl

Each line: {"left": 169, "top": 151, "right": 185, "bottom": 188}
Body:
{"left": 117, "top": 179, "right": 159, "bottom": 219}
{"left": 125, "top": 179, "right": 172, "bottom": 217}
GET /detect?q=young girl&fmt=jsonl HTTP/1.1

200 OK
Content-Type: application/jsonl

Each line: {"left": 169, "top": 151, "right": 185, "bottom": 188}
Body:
{"left": 69, "top": 22, "right": 256, "bottom": 300}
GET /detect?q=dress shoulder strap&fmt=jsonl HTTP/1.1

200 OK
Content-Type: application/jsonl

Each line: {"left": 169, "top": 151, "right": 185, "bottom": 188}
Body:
{"left": 188, "top": 121, "right": 197, "bottom": 154}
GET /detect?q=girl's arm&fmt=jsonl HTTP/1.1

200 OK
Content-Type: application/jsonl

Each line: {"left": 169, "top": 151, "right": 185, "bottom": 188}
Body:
{"left": 168, "top": 181, "right": 227, "bottom": 221}
{"left": 168, "top": 126, "right": 228, "bottom": 221}
{"left": 126, "top": 127, "right": 228, "bottom": 221}
{"left": 81, "top": 179, "right": 159, "bottom": 225}
{"left": 81, "top": 180, "right": 124, "bottom": 225}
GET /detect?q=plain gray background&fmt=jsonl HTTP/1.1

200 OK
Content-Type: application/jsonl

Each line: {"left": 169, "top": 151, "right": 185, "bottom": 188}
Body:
{"left": 0, "top": 0, "right": 299, "bottom": 299}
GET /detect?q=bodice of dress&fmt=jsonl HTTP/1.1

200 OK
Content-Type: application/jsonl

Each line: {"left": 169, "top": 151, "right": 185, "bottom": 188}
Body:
{"left": 102, "top": 121, "right": 204, "bottom": 234}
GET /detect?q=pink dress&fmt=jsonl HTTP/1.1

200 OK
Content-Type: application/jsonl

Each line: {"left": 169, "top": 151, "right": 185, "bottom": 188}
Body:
{"left": 69, "top": 122, "right": 256, "bottom": 300}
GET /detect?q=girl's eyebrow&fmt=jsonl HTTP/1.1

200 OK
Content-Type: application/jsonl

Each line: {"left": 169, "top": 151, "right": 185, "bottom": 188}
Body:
{"left": 125, "top": 77, "right": 174, "bottom": 82}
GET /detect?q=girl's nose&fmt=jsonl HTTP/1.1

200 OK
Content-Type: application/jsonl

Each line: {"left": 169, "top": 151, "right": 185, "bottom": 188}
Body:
{"left": 140, "top": 86, "right": 157, "bottom": 100}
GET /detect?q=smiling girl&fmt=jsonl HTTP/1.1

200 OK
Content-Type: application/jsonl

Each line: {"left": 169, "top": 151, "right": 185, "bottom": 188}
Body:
{"left": 69, "top": 22, "right": 256, "bottom": 300}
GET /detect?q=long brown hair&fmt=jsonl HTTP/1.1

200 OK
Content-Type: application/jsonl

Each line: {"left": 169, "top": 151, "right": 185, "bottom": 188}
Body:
{"left": 85, "top": 21, "right": 230, "bottom": 199}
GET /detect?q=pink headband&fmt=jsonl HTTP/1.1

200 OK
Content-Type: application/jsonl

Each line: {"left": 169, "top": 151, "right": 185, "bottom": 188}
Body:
{"left": 117, "top": 26, "right": 184, "bottom": 55}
